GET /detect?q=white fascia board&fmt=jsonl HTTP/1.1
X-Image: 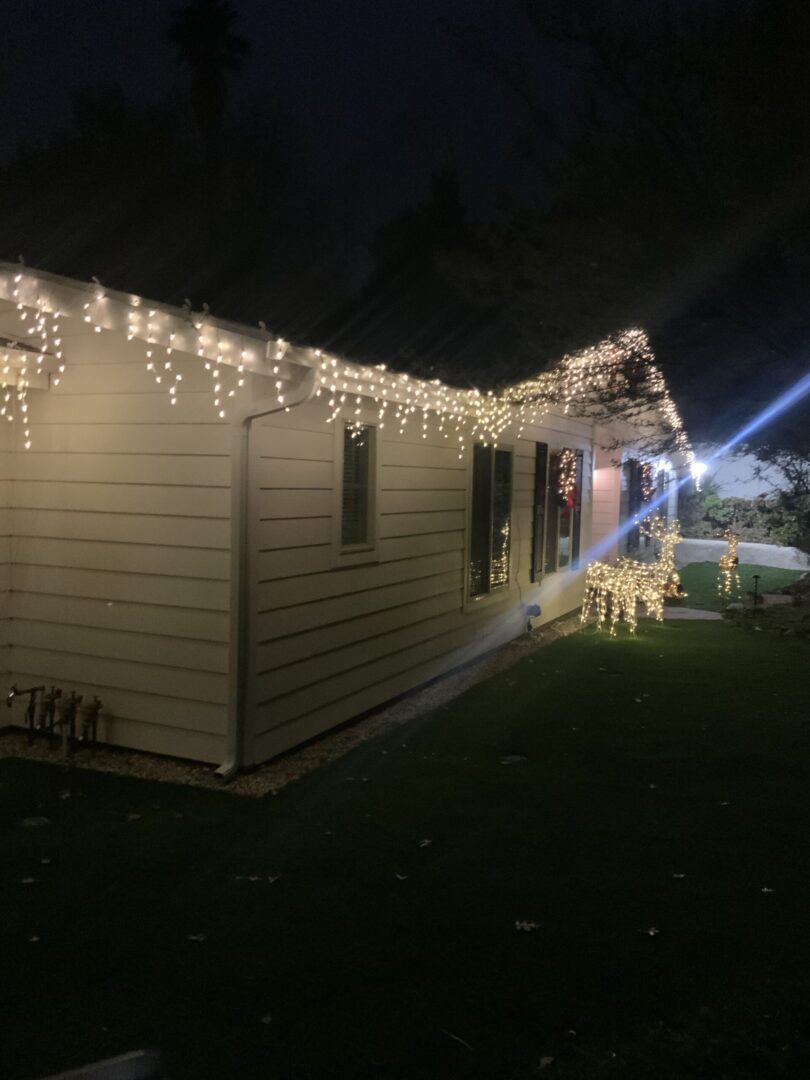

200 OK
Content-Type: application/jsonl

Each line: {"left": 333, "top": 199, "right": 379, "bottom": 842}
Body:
{"left": 0, "top": 261, "right": 313, "bottom": 387}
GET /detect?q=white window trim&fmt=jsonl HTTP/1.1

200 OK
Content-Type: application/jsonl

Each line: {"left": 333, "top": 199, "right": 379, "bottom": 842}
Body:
{"left": 463, "top": 439, "right": 519, "bottom": 611}
{"left": 540, "top": 444, "right": 562, "bottom": 576}
{"left": 544, "top": 444, "right": 588, "bottom": 575}
{"left": 332, "top": 415, "right": 381, "bottom": 568}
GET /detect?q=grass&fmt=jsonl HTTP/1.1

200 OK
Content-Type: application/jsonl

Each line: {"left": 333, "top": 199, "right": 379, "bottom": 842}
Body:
{"left": 725, "top": 602, "right": 810, "bottom": 637}
{"left": 2, "top": 620, "right": 810, "bottom": 1079}
{"left": 675, "top": 561, "right": 803, "bottom": 611}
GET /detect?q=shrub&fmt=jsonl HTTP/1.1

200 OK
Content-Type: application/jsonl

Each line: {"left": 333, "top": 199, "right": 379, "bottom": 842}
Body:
{"left": 680, "top": 488, "right": 809, "bottom": 551}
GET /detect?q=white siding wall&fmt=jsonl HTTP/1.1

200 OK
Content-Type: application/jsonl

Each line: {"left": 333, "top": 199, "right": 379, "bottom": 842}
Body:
{"left": 2, "top": 329, "right": 231, "bottom": 762}
{"left": 0, "top": 416, "right": 11, "bottom": 684}
{"left": 591, "top": 443, "right": 622, "bottom": 563}
{"left": 249, "top": 400, "right": 593, "bottom": 763}
{"left": 0, "top": 312, "right": 618, "bottom": 766}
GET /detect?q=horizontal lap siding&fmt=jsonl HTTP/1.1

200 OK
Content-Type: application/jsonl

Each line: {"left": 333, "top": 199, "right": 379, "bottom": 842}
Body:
{"left": 248, "top": 404, "right": 595, "bottom": 763}
{"left": 0, "top": 435, "right": 11, "bottom": 678}
{"left": 251, "top": 404, "right": 471, "bottom": 759}
{"left": 3, "top": 334, "right": 232, "bottom": 762}
{"left": 254, "top": 603, "right": 526, "bottom": 763}
{"left": 256, "top": 567, "right": 463, "bottom": 640}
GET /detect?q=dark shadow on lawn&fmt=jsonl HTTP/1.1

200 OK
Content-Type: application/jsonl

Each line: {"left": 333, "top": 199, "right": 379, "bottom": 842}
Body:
{"left": 2, "top": 621, "right": 809, "bottom": 1079}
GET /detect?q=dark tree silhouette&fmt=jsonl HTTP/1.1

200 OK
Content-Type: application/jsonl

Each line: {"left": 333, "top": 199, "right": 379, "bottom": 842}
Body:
{"left": 318, "top": 167, "right": 512, "bottom": 385}
{"left": 444, "top": 0, "right": 810, "bottom": 449}
{"left": 168, "top": 0, "right": 250, "bottom": 179}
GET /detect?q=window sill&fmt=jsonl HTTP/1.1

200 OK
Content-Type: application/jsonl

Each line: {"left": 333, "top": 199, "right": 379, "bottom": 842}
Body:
{"left": 541, "top": 563, "right": 583, "bottom": 576}
{"left": 463, "top": 583, "right": 519, "bottom": 614}
{"left": 332, "top": 544, "right": 380, "bottom": 569}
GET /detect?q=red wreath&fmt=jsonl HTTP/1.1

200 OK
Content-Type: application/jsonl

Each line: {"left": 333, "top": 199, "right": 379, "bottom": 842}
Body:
{"left": 561, "top": 483, "right": 578, "bottom": 518}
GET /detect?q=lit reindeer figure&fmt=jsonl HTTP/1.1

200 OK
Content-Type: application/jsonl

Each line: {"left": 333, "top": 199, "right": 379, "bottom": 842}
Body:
{"left": 717, "top": 528, "right": 741, "bottom": 598}
{"left": 581, "top": 517, "right": 682, "bottom": 635}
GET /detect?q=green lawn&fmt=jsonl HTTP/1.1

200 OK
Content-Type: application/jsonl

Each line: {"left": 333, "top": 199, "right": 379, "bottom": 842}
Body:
{"left": 676, "top": 561, "right": 803, "bottom": 611}
{"left": 3, "top": 621, "right": 810, "bottom": 1079}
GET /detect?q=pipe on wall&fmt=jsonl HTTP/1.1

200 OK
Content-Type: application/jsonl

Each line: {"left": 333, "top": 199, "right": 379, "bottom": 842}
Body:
{"left": 216, "top": 364, "right": 317, "bottom": 779}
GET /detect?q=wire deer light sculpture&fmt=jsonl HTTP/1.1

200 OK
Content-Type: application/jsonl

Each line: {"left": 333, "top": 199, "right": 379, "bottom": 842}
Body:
{"left": 581, "top": 517, "right": 683, "bottom": 635}
{"left": 717, "top": 527, "right": 742, "bottom": 598}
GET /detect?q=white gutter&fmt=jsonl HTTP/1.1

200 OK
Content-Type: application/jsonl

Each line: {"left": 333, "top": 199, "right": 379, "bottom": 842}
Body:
{"left": 216, "top": 363, "right": 318, "bottom": 779}
{"left": 0, "top": 260, "right": 286, "bottom": 380}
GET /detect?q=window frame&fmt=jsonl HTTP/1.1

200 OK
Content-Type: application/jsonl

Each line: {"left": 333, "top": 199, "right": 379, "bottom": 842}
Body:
{"left": 332, "top": 418, "right": 381, "bottom": 568}
{"left": 544, "top": 446, "right": 585, "bottom": 574}
{"left": 530, "top": 441, "right": 549, "bottom": 583}
{"left": 465, "top": 440, "right": 515, "bottom": 604}
{"left": 619, "top": 456, "right": 644, "bottom": 555}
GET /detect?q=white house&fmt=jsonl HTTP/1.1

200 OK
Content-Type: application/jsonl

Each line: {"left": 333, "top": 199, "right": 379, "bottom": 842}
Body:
{"left": 0, "top": 264, "right": 690, "bottom": 772}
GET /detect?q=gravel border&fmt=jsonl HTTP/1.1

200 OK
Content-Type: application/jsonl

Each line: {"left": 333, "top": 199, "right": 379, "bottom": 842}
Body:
{"left": 1, "top": 613, "right": 583, "bottom": 798}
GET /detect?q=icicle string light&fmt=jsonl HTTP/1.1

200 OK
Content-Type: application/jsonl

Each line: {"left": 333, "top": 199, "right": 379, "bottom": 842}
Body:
{"left": 311, "top": 331, "right": 688, "bottom": 464}
{"left": 0, "top": 270, "right": 693, "bottom": 461}
{"left": 0, "top": 279, "right": 65, "bottom": 448}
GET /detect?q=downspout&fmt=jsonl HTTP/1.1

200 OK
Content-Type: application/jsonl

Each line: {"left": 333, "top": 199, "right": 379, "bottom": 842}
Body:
{"left": 216, "top": 364, "right": 317, "bottom": 779}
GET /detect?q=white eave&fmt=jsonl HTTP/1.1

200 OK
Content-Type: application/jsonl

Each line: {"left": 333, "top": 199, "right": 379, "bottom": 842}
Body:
{"left": 0, "top": 260, "right": 316, "bottom": 387}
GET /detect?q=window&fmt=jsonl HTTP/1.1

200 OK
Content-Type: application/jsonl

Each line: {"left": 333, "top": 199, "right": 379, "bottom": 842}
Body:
{"left": 619, "top": 458, "right": 644, "bottom": 554}
{"left": 545, "top": 448, "right": 584, "bottom": 572}
{"left": 469, "top": 444, "right": 513, "bottom": 598}
{"left": 531, "top": 442, "right": 549, "bottom": 582}
{"left": 655, "top": 467, "right": 670, "bottom": 523}
{"left": 571, "top": 454, "right": 584, "bottom": 567}
{"left": 341, "top": 423, "right": 374, "bottom": 548}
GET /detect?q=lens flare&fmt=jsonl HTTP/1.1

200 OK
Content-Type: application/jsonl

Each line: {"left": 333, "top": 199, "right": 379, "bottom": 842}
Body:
{"left": 579, "top": 369, "right": 810, "bottom": 568}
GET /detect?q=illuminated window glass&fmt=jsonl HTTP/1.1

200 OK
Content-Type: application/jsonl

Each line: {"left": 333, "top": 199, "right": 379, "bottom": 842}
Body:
{"left": 341, "top": 424, "right": 373, "bottom": 547}
{"left": 531, "top": 442, "right": 549, "bottom": 582}
{"left": 547, "top": 448, "right": 584, "bottom": 572}
{"left": 469, "top": 445, "right": 513, "bottom": 597}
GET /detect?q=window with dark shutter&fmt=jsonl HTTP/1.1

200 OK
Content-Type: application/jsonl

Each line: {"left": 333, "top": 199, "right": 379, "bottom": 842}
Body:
{"left": 469, "top": 444, "right": 493, "bottom": 597}
{"left": 571, "top": 449, "right": 584, "bottom": 568}
{"left": 655, "top": 468, "right": 669, "bottom": 523}
{"left": 469, "top": 444, "right": 513, "bottom": 598}
{"left": 490, "top": 449, "right": 512, "bottom": 590}
{"left": 341, "top": 424, "right": 372, "bottom": 547}
{"left": 620, "top": 458, "right": 643, "bottom": 553}
{"left": 531, "top": 442, "right": 549, "bottom": 582}
{"left": 545, "top": 452, "right": 560, "bottom": 573}
{"left": 545, "top": 448, "right": 584, "bottom": 572}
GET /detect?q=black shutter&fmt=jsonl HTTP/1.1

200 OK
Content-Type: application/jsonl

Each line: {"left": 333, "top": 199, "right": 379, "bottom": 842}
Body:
{"left": 657, "top": 468, "right": 669, "bottom": 523}
{"left": 469, "top": 444, "right": 492, "bottom": 597}
{"left": 545, "top": 452, "right": 560, "bottom": 573}
{"left": 531, "top": 442, "right": 548, "bottom": 582}
{"left": 571, "top": 449, "right": 584, "bottom": 568}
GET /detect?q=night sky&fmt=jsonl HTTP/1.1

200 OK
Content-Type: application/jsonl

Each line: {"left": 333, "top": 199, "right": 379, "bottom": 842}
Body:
{"left": 1, "top": 1, "right": 807, "bottom": 447}
{"left": 2, "top": 0, "right": 564, "bottom": 224}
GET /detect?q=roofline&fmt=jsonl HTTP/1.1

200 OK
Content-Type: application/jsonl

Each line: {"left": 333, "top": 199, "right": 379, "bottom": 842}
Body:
{"left": 0, "top": 260, "right": 315, "bottom": 379}
{"left": 0, "top": 259, "right": 277, "bottom": 347}
{"left": 0, "top": 260, "right": 691, "bottom": 458}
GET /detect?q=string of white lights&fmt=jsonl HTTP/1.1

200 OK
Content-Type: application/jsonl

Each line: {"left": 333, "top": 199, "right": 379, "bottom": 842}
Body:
{"left": 0, "top": 269, "right": 694, "bottom": 462}
{"left": 582, "top": 517, "right": 684, "bottom": 634}
{"left": 557, "top": 448, "right": 578, "bottom": 500}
